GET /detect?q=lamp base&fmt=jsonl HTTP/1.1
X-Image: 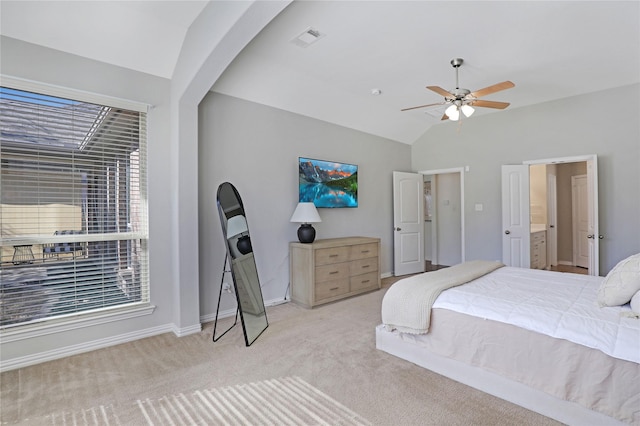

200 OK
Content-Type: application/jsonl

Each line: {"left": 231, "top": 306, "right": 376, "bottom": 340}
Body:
{"left": 297, "top": 224, "right": 316, "bottom": 243}
{"left": 236, "top": 235, "right": 252, "bottom": 254}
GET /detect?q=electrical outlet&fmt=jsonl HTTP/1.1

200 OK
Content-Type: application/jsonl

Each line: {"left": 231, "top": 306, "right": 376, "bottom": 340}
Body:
{"left": 222, "top": 282, "right": 232, "bottom": 293}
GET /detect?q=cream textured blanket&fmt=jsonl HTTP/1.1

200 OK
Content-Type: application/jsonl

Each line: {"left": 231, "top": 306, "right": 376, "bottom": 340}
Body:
{"left": 381, "top": 260, "right": 504, "bottom": 334}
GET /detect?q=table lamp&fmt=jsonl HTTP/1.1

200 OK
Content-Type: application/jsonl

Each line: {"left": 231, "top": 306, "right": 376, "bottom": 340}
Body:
{"left": 290, "top": 202, "right": 322, "bottom": 243}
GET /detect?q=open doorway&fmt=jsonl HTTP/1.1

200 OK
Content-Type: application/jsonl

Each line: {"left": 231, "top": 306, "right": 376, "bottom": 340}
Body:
{"left": 421, "top": 168, "right": 465, "bottom": 270}
{"left": 520, "top": 155, "right": 599, "bottom": 276}
{"left": 529, "top": 162, "right": 588, "bottom": 274}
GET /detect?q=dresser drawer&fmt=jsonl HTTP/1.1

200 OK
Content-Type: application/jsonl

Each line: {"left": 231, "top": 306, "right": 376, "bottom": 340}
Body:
{"left": 350, "top": 257, "right": 378, "bottom": 276}
{"left": 532, "top": 231, "right": 545, "bottom": 243}
{"left": 349, "top": 243, "right": 378, "bottom": 261}
{"left": 315, "top": 262, "right": 350, "bottom": 282}
{"left": 315, "top": 278, "right": 349, "bottom": 300}
{"left": 315, "top": 246, "right": 350, "bottom": 266}
{"left": 350, "top": 271, "right": 379, "bottom": 292}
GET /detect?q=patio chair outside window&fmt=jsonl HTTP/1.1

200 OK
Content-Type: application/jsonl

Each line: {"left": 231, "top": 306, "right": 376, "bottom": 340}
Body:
{"left": 42, "top": 230, "right": 87, "bottom": 261}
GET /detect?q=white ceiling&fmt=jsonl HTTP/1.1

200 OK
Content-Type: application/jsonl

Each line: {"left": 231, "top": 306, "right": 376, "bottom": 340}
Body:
{"left": 2, "top": 1, "right": 639, "bottom": 144}
{"left": 0, "top": 0, "right": 209, "bottom": 79}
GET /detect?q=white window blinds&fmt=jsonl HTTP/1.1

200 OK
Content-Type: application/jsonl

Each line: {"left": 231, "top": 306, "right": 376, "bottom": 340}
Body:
{"left": 0, "top": 85, "right": 149, "bottom": 328}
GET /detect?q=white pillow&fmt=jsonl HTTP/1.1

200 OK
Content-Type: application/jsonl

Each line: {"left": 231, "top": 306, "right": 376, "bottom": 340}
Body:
{"left": 598, "top": 253, "right": 640, "bottom": 307}
{"left": 631, "top": 290, "right": 640, "bottom": 315}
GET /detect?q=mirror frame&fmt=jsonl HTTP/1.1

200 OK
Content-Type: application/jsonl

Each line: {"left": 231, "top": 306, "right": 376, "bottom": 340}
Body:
{"left": 216, "top": 182, "right": 268, "bottom": 346}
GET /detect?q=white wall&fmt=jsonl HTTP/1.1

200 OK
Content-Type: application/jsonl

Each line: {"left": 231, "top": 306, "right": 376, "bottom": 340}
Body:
{"left": 411, "top": 84, "right": 640, "bottom": 274}
{"left": 198, "top": 93, "right": 411, "bottom": 316}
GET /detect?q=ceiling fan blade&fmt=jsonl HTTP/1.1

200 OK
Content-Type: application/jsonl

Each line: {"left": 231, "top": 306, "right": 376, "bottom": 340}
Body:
{"left": 427, "top": 86, "right": 455, "bottom": 99}
{"left": 471, "top": 99, "right": 511, "bottom": 109}
{"left": 441, "top": 114, "right": 449, "bottom": 121}
{"left": 469, "top": 81, "right": 515, "bottom": 99}
{"left": 401, "top": 102, "right": 444, "bottom": 112}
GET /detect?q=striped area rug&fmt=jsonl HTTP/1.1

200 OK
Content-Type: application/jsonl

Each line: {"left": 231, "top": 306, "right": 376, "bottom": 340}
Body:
{"left": 35, "top": 377, "right": 370, "bottom": 425}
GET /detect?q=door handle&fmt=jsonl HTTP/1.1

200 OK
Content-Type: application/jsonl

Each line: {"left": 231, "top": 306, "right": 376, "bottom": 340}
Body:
{"left": 505, "top": 230, "right": 510, "bottom": 235}
{"left": 395, "top": 227, "right": 402, "bottom": 231}
{"left": 549, "top": 225, "right": 555, "bottom": 228}
{"left": 587, "top": 234, "right": 594, "bottom": 239}
{"left": 599, "top": 235, "right": 604, "bottom": 239}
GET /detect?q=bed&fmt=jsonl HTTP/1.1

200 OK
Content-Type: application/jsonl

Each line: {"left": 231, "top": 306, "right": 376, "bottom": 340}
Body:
{"left": 376, "top": 259, "right": 640, "bottom": 426}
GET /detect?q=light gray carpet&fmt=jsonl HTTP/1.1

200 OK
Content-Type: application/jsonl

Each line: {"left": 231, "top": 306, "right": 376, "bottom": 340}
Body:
{"left": 1, "top": 280, "right": 561, "bottom": 426}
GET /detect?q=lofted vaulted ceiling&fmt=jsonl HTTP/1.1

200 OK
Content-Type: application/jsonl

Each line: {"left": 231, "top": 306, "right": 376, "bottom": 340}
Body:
{"left": 2, "top": 1, "right": 639, "bottom": 144}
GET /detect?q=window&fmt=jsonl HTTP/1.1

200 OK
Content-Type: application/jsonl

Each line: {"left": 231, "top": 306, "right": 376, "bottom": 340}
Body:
{"left": 0, "top": 82, "right": 149, "bottom": 329}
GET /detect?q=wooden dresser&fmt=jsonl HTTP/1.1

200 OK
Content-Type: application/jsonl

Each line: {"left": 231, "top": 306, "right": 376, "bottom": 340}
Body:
{"left": 289, "top": 236, "right": 381, "bottom": 308}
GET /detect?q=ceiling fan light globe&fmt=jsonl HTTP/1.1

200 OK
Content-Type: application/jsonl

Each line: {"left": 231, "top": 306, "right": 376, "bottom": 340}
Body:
{"left": 461, "top": 104, "right": 475, "bottom": 117}
{"left": 445, "top": 104, "right": 460, "bottom": 121}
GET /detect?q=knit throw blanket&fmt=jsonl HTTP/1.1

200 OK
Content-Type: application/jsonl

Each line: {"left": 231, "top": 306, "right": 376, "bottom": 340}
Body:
{"left": 382, "top": 260, "right": 504, "bottom": 334}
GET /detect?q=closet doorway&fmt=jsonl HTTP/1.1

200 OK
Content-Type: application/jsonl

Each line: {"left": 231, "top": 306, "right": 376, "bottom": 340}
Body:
{"left": 420, "top": 167, "right": 465, "bottom": 270}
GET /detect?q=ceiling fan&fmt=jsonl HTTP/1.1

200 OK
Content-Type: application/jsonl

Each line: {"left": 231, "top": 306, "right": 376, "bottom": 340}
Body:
{"left": 402, "top": 58, "right": 515, "bottom": 121}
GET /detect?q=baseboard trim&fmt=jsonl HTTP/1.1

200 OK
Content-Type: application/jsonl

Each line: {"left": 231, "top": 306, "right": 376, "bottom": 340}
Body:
{"left": 1, "top": 324, "right": 174, "bottom": 373}
{"left": 172, "top": 323, "right": 202, "bottom": 337}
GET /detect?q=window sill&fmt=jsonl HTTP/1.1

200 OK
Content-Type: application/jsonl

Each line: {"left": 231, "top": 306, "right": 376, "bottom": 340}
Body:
{"left": 0, "top": 304, "right": 156, "bottom": 343}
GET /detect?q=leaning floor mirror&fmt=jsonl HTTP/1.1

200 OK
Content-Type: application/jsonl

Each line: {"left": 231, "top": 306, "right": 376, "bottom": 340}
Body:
{"left": 215, "top": 182, "right": 268, "bottom": 346}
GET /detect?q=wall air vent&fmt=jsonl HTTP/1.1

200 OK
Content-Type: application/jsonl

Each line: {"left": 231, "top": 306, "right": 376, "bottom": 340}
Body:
{"left": 291, "top": 27, "right": 325, "bottom": 48}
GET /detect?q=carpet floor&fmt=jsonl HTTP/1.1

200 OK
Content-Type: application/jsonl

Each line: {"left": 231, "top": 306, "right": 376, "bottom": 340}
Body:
{"left": 15, "top": 377, "right": 370, "bottom": 425}
{"left": 1, "top": 280, "right": 561, "bottom": 425}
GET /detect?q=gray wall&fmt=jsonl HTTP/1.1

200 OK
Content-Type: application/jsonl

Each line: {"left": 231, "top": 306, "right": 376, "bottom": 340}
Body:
{"left": 412, "top": 83, "right": 640, "bottom": 274}
{"left": 198, "top": 93, "right": 411, "bottom": 316}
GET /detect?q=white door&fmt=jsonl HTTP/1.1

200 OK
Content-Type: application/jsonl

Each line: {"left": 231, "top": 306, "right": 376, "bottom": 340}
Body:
{"left": 501, "top": 165, "right": 530, "bottom": 267}
{"left": 573, "top": 175, "right": 589, "bottom": 269}
{"left": 393, "top": 171, "right": 425, "bottom": 276}
{"left": 586, "top": 159, "right": 600, "bottom": 276}
{"left": 547, "top": 172, "right": 558, "bottom": 267}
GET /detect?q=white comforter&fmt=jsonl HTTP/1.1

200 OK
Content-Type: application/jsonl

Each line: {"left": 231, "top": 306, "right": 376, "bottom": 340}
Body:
{"left": 433, "top": 266, "right": 640, "bottom": 363}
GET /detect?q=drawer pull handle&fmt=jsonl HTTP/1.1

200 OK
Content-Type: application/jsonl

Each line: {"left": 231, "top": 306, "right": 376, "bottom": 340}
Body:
{"left": 362, "top": 265, "right": 370, "bottom": 268}
{"left": 361, "top": 250, "right": 370, "bottom": 254}
{"left": 361, "top": 280, "right": 370, "bottom": 284}
{"left": 329, "top": 254, "right": 339, "bottom": 257}
{"left": 329, "top": 271, "right": 339, "bottom": 275}
{"left": 330, "top": 287, "right": 339, "bottom": 291}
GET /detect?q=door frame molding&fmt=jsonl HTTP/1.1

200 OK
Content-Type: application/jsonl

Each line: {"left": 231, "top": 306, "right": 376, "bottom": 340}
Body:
{"left": 417, "top": 167, "right": 466, "bottom": 263}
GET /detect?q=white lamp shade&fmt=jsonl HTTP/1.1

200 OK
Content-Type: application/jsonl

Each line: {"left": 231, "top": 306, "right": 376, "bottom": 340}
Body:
{"left": 226, "top": 215, "right": 248, "bottom": 238}
{"left": 445, "top": 104, "right": 460, "bottom": 121}
{"left": 461, "top": 104, "right": 475, "bottom": 117}
{"left": 290, "top": 202, "right": 322, "bottom": 223}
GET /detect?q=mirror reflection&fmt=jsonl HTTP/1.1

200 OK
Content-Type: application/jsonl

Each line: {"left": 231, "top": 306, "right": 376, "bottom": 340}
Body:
{"left": 216, "top": 182, "right": 268, "bottom": 346}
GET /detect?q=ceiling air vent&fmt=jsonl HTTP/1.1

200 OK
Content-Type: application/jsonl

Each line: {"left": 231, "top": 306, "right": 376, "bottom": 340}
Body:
{"left": 291, "top": 27, "right": 325, "bottom": 48}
